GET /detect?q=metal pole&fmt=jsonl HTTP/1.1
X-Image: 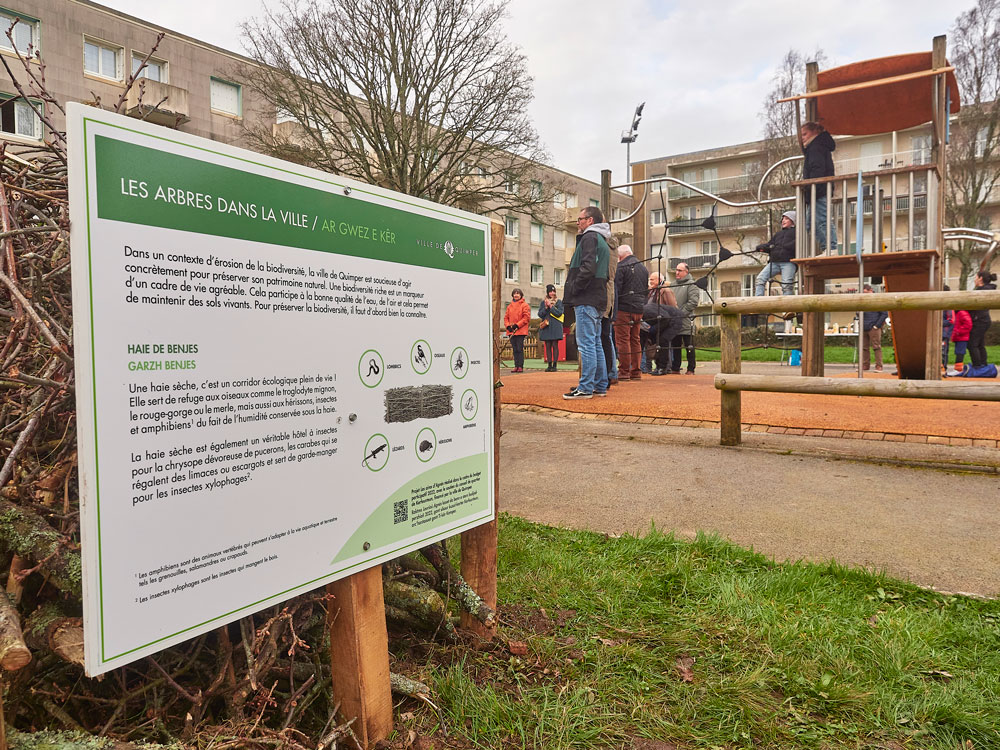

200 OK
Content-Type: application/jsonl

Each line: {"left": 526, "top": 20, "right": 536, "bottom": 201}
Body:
{"left": 857, "top": 170, "right": 864, "bottom": 378}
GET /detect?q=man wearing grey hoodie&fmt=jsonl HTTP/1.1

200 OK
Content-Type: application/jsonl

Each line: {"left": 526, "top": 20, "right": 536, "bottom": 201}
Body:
{"left": 563, "top": 206, "right": 610, "bottom": 399}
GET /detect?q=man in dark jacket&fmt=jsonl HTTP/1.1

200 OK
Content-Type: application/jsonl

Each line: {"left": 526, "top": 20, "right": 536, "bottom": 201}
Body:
{"left": 613, "top": 245, "right": 647, "bottom": 380}
{"left": 754, "top": 210, "right": 797, "bottom": 297}
{"left": 563, "top": 206, "right": 611, "bottom": 399}
{"left": 801, "top": 122, "right": 837, "bottom": 253}
{"left": 861, "top": 283, "right": 888, "bottom": 371}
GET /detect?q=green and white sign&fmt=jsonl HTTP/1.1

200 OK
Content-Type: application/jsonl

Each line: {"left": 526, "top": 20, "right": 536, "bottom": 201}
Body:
{"left": 68, "top": 104, "right": 494, "bottom": 675}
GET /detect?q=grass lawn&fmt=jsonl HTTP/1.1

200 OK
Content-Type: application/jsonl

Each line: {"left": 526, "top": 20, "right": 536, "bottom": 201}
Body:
{"left": 394, "top": 516, "right": 1000, "bottom": 749}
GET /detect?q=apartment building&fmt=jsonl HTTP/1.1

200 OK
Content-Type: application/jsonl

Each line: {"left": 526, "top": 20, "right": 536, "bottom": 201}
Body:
{"left": 0, "top": 0, "right": 629, "bottom": 316}
{"left": 631, "top": 125, "right": 1000, "bottom": 326}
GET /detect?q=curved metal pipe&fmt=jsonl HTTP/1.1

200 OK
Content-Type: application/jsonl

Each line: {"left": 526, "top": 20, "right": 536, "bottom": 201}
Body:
{"left": 757, "top": 155, "right": 804, "bottom": 204}
{"left": 610, "top": 184, "right": 649, "bottom": 224}
{"left": 610, "top": 176, "right": 793, "bottom": 208}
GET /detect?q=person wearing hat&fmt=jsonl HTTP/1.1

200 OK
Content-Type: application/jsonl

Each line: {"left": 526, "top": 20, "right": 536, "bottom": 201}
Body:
{"left": 537, "top": 283, "right": 565, "bottom": 372}
{"left": 754, "top": 210, "right": 798, "bottom": 297}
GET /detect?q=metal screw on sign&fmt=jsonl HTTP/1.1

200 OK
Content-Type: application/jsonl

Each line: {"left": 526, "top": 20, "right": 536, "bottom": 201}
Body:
{"left": 363, "top": 542, "right": 370, "bottom": 551}
{"left": 349, "top": 413, "right": 357, "bottom": 423}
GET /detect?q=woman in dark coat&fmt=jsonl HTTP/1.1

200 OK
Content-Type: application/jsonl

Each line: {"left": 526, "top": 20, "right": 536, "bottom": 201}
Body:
{"left": 968, "top": 270, "right": 997, "bottom": 368}
{"left": 537, "top": 284, "right": 565, "bottom": 372}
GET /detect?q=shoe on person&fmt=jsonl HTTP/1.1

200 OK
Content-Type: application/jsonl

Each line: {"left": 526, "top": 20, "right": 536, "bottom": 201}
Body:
{"left": 685, "top": 369, "right": 695, "bottom": 375}
{"left": 874, "top": 366, "right": 883, "bottom": 372}
{"left": 651, "top": 369, "right": 666, "bottom": 376}
{"left": 562, "top": 389, "right": 593, "bottom": 400}
{"left": 946, "top": 368, "right": 961, "bottom": 376}
{"left": 608, "top": 378, "right": 619, "bottom": 386}
{"left": 593, "top": 390, "right": 607, "bottom": 397}
{"left": 669, "top": 370, "right": 681, "bottom": 374}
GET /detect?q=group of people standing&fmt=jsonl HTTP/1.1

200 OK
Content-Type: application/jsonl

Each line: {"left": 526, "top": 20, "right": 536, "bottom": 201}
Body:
{"left": 503, "top": 205, "right": 701, "bottom": 400}
{"left": 942, "top": 271, "right": 997, "bottom": 376}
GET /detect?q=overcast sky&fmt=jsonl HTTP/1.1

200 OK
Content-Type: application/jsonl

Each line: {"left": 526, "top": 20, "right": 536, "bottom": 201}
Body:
{"left": 98, "top": 0, "right": 965, "bottom": 185}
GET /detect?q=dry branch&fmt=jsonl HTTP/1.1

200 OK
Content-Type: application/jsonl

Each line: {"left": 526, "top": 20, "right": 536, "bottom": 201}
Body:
{"left": 0, "top": 588, "right": 30, "bottom": 670}
{"left": 420, "top": 543, "right": 496, "bottom": 629}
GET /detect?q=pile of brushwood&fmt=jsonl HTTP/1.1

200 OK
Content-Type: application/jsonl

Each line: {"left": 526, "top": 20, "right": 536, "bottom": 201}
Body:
{"left": 0, "top": 37, "right": 494, "bottom": 749}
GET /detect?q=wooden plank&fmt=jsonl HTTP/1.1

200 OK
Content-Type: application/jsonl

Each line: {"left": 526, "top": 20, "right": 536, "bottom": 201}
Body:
{"left": 714, "top": 373, "right": 1000, "bottom": 401}
{"left": 460, "top": 220, "right": 503, "bottom": 638}
{"left": 883, "top": 271, "right": 932, "bottom": 380}
{"left": 776, "top": 66, "right": 954, "bottom": 103}
{"left": 714, "top": 289, "right": 1000, "bottom": 315}
{"left": 327, "top": 566, "right": 393, "bottom": 748}
{"left": 794, "top": 249, "right": 938, "bottom": 280}
{"left": 719, "top": 314, "right": 741, "bottom": 446}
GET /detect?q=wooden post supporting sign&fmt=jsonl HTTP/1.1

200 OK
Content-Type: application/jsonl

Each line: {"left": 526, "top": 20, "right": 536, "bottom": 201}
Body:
{"left": 327, "top": 567, "right": 393, "bottom": 747}
{"left": 460, "top": 220, "right": 504, "bottom": 639}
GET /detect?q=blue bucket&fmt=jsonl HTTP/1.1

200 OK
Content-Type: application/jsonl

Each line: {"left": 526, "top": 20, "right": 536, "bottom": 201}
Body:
{"left": 789, "top": 349, "right": 802, "bottom": 366}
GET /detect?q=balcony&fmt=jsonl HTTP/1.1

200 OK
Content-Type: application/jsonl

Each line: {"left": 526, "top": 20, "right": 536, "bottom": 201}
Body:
{"left": 667, "top": 210, "right": 767, "bottom": 235}
{"left": 124, "top": 80, "right": 190, "bottom": 127}
{"left": 667, "top": 174, "right": 754, "bottom": 200}
{"left": 668, "top": 254, "right": 716, "bottom": 270}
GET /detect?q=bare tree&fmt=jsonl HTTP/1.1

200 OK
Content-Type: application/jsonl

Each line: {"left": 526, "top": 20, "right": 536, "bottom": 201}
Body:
{"left": 946, "top": 0, "right": 1000, "bottom": 288}
{"left": 757, "top": 49, "right": 827, "bottom": 231}
{"left": 238, "top": 0, "right": 557, "bottom": 216}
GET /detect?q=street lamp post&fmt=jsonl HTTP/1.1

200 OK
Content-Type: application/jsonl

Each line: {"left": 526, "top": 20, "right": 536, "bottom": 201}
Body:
{"left": 621, "top": 102, "right": 644, "bottom": 194}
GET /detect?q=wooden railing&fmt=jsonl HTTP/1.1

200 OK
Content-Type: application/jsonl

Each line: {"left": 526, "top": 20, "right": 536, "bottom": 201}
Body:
{"left": 712, "top": 290, "right": 1000, "bottom": 446}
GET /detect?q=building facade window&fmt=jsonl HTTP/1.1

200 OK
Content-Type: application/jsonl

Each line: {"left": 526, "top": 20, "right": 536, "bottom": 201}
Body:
{"left": 564, "top": 193, "right": 577, "bottom": 209}
{"left": 84, "top": 38, "right": 123, "bottom": 80}
{"left": 504, "top": 216, "right": 519, "bottom": 238}
{"left": 974, "top": 126, "right": 988, "bottom": 158}
{"left": 530, "top": 180, "right": 542, "bottom": 200}
{"left": 210, "top": 77, "right": 242, "bottom": 116}
{"left": 649, "top": 174, "right": 668, "bottom": 193}
{"left": 530, "top": 264, "right": 543, "bottom": 285}
{"left": 132, "top": 54, "right": 166, "bottom": 82}
{"left": 589, "top": 198, "right": 600, "bottom": 208}
{"left": 0, "top": 95, "right": 41, "bottom": 139}
{"left": 553, "top": 229, "right": 567, "bottom": 248}
{"left": 504, "top": 260, "right": 518, "bottom": 282}
{"left": 553, "top": 267, "right": 565, "bottom": 286}
{"left": 650, "top": 243, "right": 666, "bottom": 260}
{"left": 505, "top": 175, "right": 518, "bottom": 194}
{"left": 702, "top": 239, "right": 718, "bottom": 254}
{"left": 553, "top": 191, "right": 565, "bottom": 208}
{"left": 911, "top": 135, "right": 931, "bottom": 165}
{"left": 0, "top": 9, "right": 38, "bottom": 54}
{"left": 741, "top": 273, "right": 754, "bottom": 296}
{"left": 612, "top": 207, "right": 625, "bottom": 221}
{"left": 650, "top": 208, "right": 666, "bottom": 225}
{"left": 530, "top": 222, "right": 543, "bottom": 244}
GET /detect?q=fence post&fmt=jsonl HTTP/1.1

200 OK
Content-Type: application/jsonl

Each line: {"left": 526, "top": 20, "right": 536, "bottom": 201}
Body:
{"left": 720, "top": 312, "right": 742, "bottom": 445}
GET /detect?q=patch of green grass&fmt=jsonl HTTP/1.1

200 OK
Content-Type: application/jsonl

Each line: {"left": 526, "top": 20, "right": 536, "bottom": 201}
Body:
{"left": 406, "top": 516, "right": 1000, "bottom": 749}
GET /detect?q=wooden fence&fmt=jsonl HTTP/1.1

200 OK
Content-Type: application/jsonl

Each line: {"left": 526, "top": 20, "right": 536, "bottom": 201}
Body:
{"left": 712, "top": 290, "right": 1000, "bottom": 446}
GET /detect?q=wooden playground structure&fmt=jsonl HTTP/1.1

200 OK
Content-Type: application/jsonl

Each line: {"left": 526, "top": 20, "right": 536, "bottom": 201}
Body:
{"left": 780, "top": 36, "right": 960, "bottom": 380}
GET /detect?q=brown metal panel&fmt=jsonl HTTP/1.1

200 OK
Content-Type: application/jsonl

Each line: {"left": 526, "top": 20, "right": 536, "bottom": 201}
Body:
{"left": 814, "top": 53, "right": 961, "bottom": 135}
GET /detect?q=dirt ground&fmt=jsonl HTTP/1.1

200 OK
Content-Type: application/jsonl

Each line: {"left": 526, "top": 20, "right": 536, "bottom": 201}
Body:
{"left": 499, "top": 362, "right": 1000, "bottom": 440}
{"left": 497, "top": 366, "right": 1000, "bottom": 598}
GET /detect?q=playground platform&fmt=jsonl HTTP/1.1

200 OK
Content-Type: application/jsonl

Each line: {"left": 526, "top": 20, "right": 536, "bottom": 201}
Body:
{"left": 499, "top": 362, "right": 1000, "bottom": 446}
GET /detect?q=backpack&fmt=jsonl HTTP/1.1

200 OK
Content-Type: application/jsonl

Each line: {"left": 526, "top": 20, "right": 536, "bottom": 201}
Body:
{"left": 960, "top": 363, "right": 998, "bottom": 378}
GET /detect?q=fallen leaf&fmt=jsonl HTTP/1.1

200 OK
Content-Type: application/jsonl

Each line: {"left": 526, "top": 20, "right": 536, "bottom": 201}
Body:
{"left": 868, "top": 615, "right": 878, "bottom": 626}
{"left": 508, "top": 640, "right": 529, "bottom": 656}
{"left": 674, "top": 655, "right": 695, "bottom": 683}
{"left": 595, "top": 637, "right": 619, "bottom": 647}
{"left": 920, "top": 669, "right": 955, "bottom": 681}
{"left": 400, "top": 711, "right": 415, "bottom": 721}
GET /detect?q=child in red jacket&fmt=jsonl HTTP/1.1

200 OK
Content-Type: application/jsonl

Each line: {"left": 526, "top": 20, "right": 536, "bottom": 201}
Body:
{"left": 947, "top": 309, "right": 973, "bottom": 375}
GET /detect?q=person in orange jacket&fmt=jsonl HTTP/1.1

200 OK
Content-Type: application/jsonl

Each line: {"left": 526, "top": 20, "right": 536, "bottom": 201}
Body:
{"left": 504, "top": 288, "right": 531, "bottom": 372}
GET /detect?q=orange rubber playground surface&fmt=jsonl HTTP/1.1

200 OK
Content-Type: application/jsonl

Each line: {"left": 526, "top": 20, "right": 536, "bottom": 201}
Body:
{"left": 500, "top": 367, "right": 1000, "bottom": 446}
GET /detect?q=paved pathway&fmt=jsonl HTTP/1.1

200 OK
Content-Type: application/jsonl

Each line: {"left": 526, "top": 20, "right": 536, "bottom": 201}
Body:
{"left": 500, "top": 409, "right": 1000, "bottom": 598}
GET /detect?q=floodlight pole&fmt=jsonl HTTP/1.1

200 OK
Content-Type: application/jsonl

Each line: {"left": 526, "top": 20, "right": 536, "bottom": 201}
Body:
{"left": 621, "top": 102, "right": 644, "bottom": 195}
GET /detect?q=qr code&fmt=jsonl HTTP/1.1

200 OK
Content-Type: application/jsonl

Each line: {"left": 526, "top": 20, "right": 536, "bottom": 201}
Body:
{"left": 393, "top": 499, "right": 408, "bottom": 525}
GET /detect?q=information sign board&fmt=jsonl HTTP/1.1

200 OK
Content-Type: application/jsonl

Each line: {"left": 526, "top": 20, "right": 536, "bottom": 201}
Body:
{"left": 68, "top": 104, "right": 494, "bottom": 675}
